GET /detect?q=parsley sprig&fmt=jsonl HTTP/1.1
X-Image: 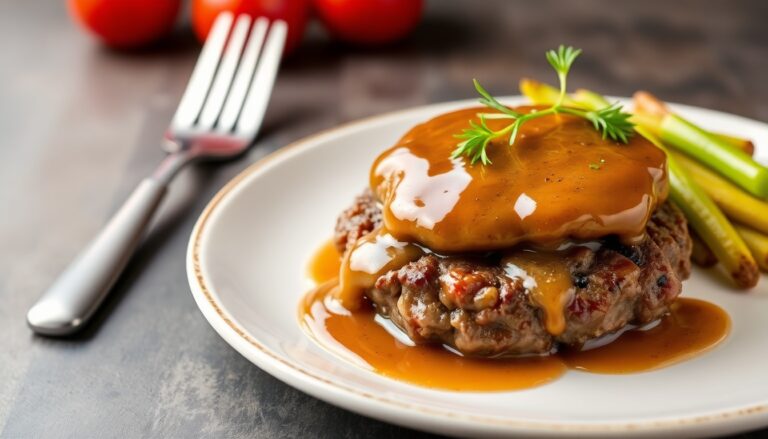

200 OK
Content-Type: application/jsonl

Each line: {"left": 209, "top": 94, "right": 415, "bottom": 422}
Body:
{"left": 453, "top": 46, "right": 635, "bottom": 165}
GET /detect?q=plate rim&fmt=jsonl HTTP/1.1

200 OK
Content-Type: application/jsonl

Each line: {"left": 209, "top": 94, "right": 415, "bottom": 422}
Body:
{"left": 186, "top": 96, "right": 768, "bottom": 437}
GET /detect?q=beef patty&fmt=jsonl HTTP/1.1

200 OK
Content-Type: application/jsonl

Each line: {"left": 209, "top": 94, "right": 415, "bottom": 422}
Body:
{"left": 335, "top": 190, "right": 693, "bottom": 357}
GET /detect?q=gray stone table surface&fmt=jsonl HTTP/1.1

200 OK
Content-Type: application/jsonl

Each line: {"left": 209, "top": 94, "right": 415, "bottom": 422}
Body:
{"left": 1, "top": 0, "right": 767, "bottom": 437}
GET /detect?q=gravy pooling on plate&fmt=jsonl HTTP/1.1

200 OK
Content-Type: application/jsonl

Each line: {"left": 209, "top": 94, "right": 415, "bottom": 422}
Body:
{"left": 301, "top": 243, "right": 730, "bottom": 391}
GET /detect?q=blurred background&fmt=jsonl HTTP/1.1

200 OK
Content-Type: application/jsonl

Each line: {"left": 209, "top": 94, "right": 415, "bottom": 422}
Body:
{"left": 1, "top": 0, "right": 767, "bottom": 437}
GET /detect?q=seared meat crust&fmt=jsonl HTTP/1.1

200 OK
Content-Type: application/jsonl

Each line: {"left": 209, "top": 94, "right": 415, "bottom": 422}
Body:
{"left": 335, "top": 190, "right": 692, "bottom": 357}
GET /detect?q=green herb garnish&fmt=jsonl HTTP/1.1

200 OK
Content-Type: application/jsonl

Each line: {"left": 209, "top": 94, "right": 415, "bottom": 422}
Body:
{"left": 453, "top": 46, "right": 635, "bottom": 165}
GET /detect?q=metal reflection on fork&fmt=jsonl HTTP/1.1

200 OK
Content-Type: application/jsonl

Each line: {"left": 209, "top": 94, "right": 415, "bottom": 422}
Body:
{"left": 27, "top": 13, "right": 287, "bottom": 336}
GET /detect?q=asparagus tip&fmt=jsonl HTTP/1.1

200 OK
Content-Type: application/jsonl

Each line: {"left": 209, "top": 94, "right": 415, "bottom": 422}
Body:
{"left": 732, "top": 254, "right": 760, "bottom": 289}
{"left": 633, "top": 91, "right": 670, "bottom": 119}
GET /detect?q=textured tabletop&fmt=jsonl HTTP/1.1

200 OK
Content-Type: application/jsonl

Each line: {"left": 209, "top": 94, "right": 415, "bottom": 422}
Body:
{"left": 1, "top": 0, "right": 767, "bottom": 437}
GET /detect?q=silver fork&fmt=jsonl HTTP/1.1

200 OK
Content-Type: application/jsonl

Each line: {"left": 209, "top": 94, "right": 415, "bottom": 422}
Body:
{"left": 27, "top": 13, "right": 287, "bottom": 336}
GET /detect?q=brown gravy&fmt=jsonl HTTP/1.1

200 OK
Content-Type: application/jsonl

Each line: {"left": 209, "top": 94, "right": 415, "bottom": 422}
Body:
{"left": 303, "top": 241, "right": 730, "bottom": 391}
{"left": 371, "top": 107, "right": 669, "bottom": 253}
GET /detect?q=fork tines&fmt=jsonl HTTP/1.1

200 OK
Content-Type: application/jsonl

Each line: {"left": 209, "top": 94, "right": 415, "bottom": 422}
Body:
{"left": 171, "top": 12, "right": 287, "bottom": 139}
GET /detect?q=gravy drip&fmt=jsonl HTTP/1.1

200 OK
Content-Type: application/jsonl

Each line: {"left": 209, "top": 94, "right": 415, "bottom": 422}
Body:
{"left": 337, "top": 229, "right": 424, "bottom": 310}
{"left": 502, "top": 249, "right": 575, "bottom": 336}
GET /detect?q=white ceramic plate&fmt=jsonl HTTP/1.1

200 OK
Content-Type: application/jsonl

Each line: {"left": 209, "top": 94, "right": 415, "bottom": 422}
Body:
{"left": 187, "top": 97, "right": 768, "bottom": 438}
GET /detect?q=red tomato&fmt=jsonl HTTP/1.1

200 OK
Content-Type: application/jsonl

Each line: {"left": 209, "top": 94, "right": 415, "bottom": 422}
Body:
{"left": 192, "top": 0, "right": 309, "bottom": 55}
{"left": 68, "top": 0, "right": 181, "bottom": 48}
{"left": 313, "top": 0, "right": 423, "bottom": 45}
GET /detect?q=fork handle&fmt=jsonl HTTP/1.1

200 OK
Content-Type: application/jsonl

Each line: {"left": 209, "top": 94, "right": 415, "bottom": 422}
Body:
{"left": 27, "top": 178, "right": 167, "bottom": 335}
